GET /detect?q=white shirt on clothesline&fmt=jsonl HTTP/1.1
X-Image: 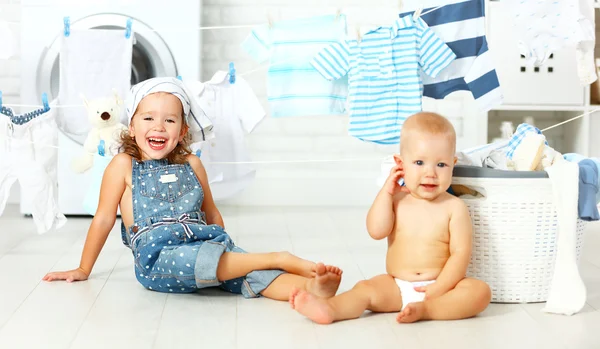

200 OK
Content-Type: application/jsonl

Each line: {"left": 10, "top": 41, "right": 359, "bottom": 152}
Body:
{"left": 188, "top": 71, "right": 265, "bottom": 201}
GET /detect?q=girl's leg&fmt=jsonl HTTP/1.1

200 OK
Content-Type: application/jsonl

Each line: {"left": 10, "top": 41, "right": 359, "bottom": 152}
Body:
{"left": 259, "top": 263, "right": 343, "bottom": 301}
{"left": 216, "top": 251, "right": 316, "bottom": 281}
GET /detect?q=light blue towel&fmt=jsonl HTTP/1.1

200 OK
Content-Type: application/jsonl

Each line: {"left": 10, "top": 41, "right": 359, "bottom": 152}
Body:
{"left": 82, "top": 153, "right": 113, "bottom": 216}
{"left": 241, "top": 14, "right": 348, "bottom": 117}
{"left": 563, "top": 153, "right": 600, "bottom": 204}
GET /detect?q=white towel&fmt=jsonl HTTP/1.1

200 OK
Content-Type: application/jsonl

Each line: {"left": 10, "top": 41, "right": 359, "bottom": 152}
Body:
{"left": 543, "top": 159, "right": 587, "bottom": 315}
{"left": 0, "top": 20, "right": 16, "bottom": 59}
{"left": 58, "top": 29, "right": 133, "bottom": 145}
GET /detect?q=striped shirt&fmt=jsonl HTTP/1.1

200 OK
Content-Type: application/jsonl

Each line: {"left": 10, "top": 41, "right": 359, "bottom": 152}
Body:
{"left": 311, "top": 16, "right": 455, "bottom": 144}
{"left": 241, "top": 15, "right": 348, "bottom": 117}
{"left": 399, "top": 0, "right": 503, "bottom": 112}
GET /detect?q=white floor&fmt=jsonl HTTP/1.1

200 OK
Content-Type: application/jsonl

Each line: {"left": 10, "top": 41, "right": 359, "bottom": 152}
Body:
{"left": 0, "top": 204, "right": 599, "bottom": 349}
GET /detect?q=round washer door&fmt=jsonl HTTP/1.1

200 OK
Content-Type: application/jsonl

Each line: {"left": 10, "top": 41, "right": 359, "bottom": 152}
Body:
{"left": 36, "top": 13, "right": 178, "bottom": 145}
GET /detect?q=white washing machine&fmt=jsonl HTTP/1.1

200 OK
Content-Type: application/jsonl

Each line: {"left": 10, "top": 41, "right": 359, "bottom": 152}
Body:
{"left": 20, "top": 0, "right": 202, "bottom": 215}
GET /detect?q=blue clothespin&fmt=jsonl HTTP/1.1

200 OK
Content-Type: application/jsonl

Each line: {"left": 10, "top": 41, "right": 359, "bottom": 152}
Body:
{"left": 0, "top": 91, "right": 3, "bottom": 108}
{"left": 176, "top": 75, "right": 182, "bottom": 81}
{"left": 125, "top": 18, "right": 132, "bottom": 39}
{"left": 41, "top": 93, "right": 49, "bottom": 112}
{"left": 64, "top": 17, "right": 70, "bottom": 37}
{"left": 229, "top": 62, "right": 236, "bottom": 84}
{"left": 98, "top": 140, "right": 105, "bottom": 157}
{"left": 195, "top": 149, "right": 202, "bottom": 158}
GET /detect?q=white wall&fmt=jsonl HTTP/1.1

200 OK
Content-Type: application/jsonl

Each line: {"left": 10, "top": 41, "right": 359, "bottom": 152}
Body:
{"left": 2, "top": 0, "right": 482, "bottom": 207}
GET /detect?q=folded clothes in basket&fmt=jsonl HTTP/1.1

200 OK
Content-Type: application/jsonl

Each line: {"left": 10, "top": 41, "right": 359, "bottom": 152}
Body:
{"left": 564, "top": 153, "right": 600, "bottom": 221}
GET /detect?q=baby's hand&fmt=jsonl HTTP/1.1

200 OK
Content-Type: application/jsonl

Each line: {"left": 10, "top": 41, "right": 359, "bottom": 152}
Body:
{"left": 384, "top": 163, "right": 410, "bottom": 196}
{"left": 414, "top": 282, "right": 445, "bottom": 300}
{"left": 43, "top": 268, "right": 89, "bottom": 283}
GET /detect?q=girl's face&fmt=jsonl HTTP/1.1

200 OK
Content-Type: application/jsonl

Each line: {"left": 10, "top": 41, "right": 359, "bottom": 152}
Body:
{"left": 128, "top": 93, "right": 188, "bottom": 161}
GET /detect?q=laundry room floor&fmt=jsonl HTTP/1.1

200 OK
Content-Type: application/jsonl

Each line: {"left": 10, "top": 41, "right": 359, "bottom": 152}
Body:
{"left": 0, "top": 204, "right": 599, "bottom": 349}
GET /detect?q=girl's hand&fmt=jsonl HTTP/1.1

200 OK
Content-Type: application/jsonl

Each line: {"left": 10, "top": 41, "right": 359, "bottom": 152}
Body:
{"left": 43, "top": 268, "right": 89, "bottom": 283}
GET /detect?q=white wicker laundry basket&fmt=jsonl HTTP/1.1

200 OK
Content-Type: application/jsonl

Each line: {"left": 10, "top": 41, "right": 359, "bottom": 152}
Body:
{"left": 452, "top": 166, "right": 586, "bottom": 303}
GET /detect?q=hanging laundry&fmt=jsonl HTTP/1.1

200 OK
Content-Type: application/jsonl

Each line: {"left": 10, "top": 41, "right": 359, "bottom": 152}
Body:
{"left": 0, "top": 20, "right": 15, "bottom": 60}
{"left": 311, "top": 16, "right": 455, "bottom": 144}
{"left": 399, "top": 0, "right": 503, "bottom": 112}
{"left": 241, "top": 14, "right": 348, "bottom": 117}
{"left": 0, "top": 20, "right": 16, "bottom": 59}
{"left": 82, "top": 153, "right": 112, "bottom": 216}
{"left": 0, "top": 103, "right": 67, "bottom": 233}
{"left": 58, "top": 28, "right": 133, "bottom": 145}
{"left": 505, "top": 0, "right": 585, "bottom": 68}
{"left": 575, "top": 0, "right": 597, "bottom": 85}
{"left": 187, "top": 71, "right": 265, "bottom": 201}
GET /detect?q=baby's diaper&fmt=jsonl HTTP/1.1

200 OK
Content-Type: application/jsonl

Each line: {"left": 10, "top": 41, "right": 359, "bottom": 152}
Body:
{"left": 395, "top": 278, "right": 436, "bottom": 310}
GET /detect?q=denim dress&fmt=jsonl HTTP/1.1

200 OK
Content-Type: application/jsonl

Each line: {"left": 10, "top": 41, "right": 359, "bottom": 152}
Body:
{"left": 121, "top": 159, "right": 284, "bottom": 298}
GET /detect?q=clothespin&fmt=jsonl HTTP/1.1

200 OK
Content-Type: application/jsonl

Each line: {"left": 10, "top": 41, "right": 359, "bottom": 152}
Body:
{"left": 98, "top": 140, "right": 105, "bottom": 157}
{"left": 63, "top": 16, "right": 70, "bottom": 37}
{"left": 125, "top": 18, "right": 132, "bottom": 39}
{"left": 356, "top": 27, "right": 362, "bottom": 43}
{"left": 413, "top": 7, "right": 423, "bottom": 19}
{"left": 267, "top": 13, "right": 274, "bottom": 28}
{"left": 195, "top": 149, "right": 202, "bottom": 158}
{"left": 0, "top": 91, "right": 3, "bottom": 108}
{"left": 41, "top": 93, "right": 49, "bottom": 112}
{"left": 229, "top": 62, "right": 236, "bottom": 84}
{"left": 336, "top": 8, "right": 342, "bottom": 20}
{"left": 176, "top": 75, "right": 182, "bottom": 81}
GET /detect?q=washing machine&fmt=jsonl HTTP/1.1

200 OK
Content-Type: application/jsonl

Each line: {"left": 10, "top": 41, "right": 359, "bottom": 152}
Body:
{"left": 20, "top": 0, "right": 202, "bottom": 215}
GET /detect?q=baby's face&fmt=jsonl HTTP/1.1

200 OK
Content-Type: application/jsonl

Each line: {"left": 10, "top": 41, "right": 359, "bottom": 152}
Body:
{"left": 400, "top": 132, "right": 456, "bottom": 201}
{"left": 129, "top": 93, "right": 187, "bottom": 161}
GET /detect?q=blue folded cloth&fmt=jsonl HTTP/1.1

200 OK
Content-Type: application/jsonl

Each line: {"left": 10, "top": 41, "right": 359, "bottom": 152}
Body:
{"left": 577, "top": 159, "right": 600, "bottom": 221}
{"left": 564, "top": 153, "right": 600, "bottom": 205}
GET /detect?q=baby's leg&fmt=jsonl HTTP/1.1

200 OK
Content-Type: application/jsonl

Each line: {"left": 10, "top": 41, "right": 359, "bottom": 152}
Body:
{"left": 396, "top": 278, "right": 491, "bottom": 323}
{"left": 290, "top": 274, "right": 402, "bottom": 324}
{"left": 260, "top": 263, "right": 343, "bottom": 301}
{"left": 216, "top": 251, "right": 316, "bottom": 281}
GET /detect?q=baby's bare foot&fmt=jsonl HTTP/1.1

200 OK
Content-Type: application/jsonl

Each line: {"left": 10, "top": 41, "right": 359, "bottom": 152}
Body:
{"left": 289, "top": 287, "right": 302, "bottom": 309}
{"left": 276, "top": 252, "right": 316, "bottom": 278}
{"left": 396, "top": 302, "right": 426, "bottom": 323}
{"left": 290, "top": 287, "right": 335, "bottom": 324}
{"left": 305, "top": 263, "right": 342, "bottom": 298}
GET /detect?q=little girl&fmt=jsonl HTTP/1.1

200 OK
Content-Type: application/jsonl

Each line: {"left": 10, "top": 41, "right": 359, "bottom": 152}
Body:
{"left": 44, "top": 77, "right": 342, "bottom": 301}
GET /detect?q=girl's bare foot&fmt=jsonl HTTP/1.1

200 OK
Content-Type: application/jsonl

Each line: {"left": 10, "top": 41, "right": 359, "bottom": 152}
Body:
{"left": 290, "top": 287, "right": 335, "bottom": 324}
{"left": 275, "top": 252, "right": 316, "bottom": 278}
{"left": 396, "top": 302, "right": 426, "bottom": 323}
{"left": 304, "top": 263, "right": 343, "bottom": 298}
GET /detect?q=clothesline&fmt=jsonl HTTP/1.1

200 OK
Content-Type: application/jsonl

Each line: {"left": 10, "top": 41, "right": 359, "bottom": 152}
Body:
{"left": 2, "top": 4, "right": 445, "bottom": 109}
{"left": 1, "top": 21, "right": 260, "bottom": 31}
{"left": 4, "top": 56, "right": 307, "bottom": 109}
{"left": 541, "top": 108, "right": 600, "bottom": 132}
{"left": 0, "top": 4, "right": 444, "bottom": 31}
{"left": 3, "top": 108, "right": 599, "bottom": 164}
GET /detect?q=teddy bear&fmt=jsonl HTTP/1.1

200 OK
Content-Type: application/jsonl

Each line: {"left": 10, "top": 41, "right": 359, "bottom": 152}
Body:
{"left": 71, "top": 89, "right": 128, "bottom": 173}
